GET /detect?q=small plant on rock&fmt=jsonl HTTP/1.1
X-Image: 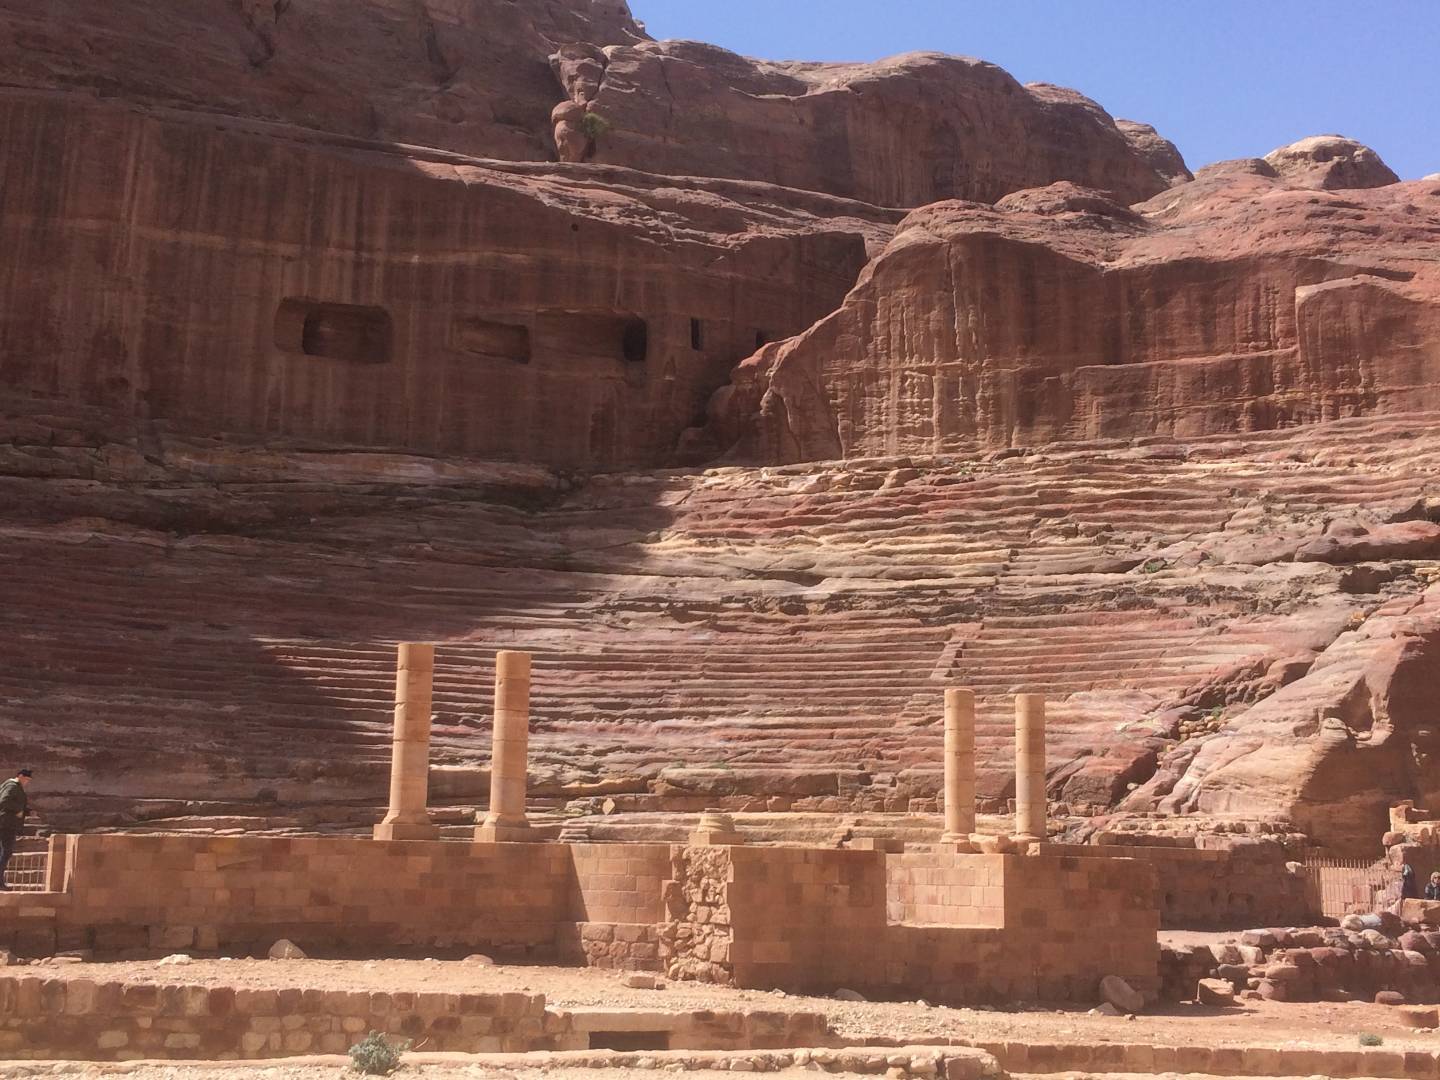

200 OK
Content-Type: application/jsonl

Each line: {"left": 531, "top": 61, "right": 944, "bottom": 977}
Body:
{"left": 581, "top": 111, "right": 611, "bottom": 141}
{"left": 349, "top": 1031, "right": 411, "bottom": 1075}
{"left": 1358, "top": 1032, "right": 1384, "bottom": 1047}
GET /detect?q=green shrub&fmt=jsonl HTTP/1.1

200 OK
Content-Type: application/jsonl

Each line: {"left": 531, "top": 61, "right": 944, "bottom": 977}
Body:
{"left": 581, "top": 112, "right": 611, "bottom": 140}
{"left": 349, "top": 1031, "right": 410, "bottom": 1075}
{"left": 1358, "top": 1032, "right": 1383, "bottom": 1047}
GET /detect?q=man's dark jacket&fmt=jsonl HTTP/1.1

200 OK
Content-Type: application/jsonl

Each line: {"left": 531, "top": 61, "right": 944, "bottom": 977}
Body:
{"left": 0, "top": 779, "right": 26, "bottom": 834}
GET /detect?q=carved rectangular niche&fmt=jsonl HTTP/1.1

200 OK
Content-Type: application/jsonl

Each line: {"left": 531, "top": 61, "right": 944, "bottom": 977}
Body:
{"left": 452, "top": 317, "right": 532, "bottom": 363}
{"left": 275, "top": 299, "right": 392, "bottom": 364}
{"left": 535, "top": 311, "right": 648, "bottom": 366}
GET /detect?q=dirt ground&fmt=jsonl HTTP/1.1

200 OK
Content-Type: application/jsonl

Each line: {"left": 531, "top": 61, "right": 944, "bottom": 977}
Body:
{"left": 0, "top": 1064, "right": 1419, "bottom": 1080}
{"left": 23, "top": 956, "right": 1440, "bottom": 1056}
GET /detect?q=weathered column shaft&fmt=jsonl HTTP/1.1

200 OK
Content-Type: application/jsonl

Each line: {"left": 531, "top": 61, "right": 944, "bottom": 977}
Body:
{"left": 1014, "top": 692, "right": 1047, "bottom": 841}
{"left": 943, "top": 688, "right": 976, "bottom": 839}
{"left": 478, "top": 650, "right": 534, "bottom": 841}
{"left": 374, "top": 643, "right": 439, "bottom": 841}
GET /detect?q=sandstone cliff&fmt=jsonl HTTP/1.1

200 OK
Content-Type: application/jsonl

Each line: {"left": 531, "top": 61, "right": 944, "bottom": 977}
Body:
{"left": 703, "top": 149, "right": 1438, "bottom": 463}
{"left": 3, "top": 0, "right": 1438, "bottom": 859}
{"left": 0, "top": 92, "right": 889, "bottom": 471}
{"left": 581, "top": 47, "right": 1188, "bottom": 205}
{"left": 0, "top": 1, "right": 1185, "bottom": 207}
{"left": 0, "top": 0, "right": 646, "bottom": 162}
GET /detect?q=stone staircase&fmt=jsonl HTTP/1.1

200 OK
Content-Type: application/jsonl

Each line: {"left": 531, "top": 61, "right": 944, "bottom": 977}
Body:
{"left": 2, "top": 412, "right": 1439, "bottom": 831}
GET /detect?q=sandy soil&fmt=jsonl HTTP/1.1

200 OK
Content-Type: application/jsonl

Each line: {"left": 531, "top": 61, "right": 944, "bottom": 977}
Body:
{"left": 22, "top": 957, "right": 1440, "bottom": 1056}
{"left": 0, "top": 1065, "right": 1419, "bottom": 1080}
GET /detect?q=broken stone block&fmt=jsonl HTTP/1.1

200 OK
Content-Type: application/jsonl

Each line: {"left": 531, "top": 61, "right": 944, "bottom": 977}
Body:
{"left": 1375, "top": 990, "right": 1407, "bottom": 1006}
{"left": 1099, "top": 974, "right": 1145, "bottom": 1014}
{"left": 1397, "top": 1006, "right": 1440, "bottom": 1029}
{"left": 622, "top": 973, "right": 664, "bottom": 990}
{"left": 1196, "top": 978, "right": 1235, "bottom": 1006}
{"left": 1216, "top": 963, "right": 1250, "bottom": 991}
{"left": 267, "top": 939, "right": 306, "bottom": 960}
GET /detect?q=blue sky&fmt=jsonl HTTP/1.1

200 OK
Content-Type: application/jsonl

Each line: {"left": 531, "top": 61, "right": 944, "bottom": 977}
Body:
{"left": 633, "top": 1, "right": 1437, "bottom": 180}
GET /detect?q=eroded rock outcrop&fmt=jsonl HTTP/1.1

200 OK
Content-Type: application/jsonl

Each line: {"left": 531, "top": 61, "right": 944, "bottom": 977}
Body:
{"left": 0, "top": 0, "right": 647, "bottom": 162}
{"left": 0, "top": 2, "right": 1185, "bottom": 206}
{"left": 584, "top": 48, "right": 1188, "bottom": 205}
{"left": 704, "top": 149, "right": 1434, "bottom": 463}
{"left": 1127, "top": 585, "right": 1440, "bottom": 853}
{"left": 1263, "top": 135, "right": 1401, "bottom": 191}
{"left": 0, "top": 91, "right": 889, "bottom": 471}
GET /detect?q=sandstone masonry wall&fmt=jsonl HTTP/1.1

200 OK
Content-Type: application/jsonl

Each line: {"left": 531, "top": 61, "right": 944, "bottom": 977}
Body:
{"left": 665, "top": 847, "right": 1158, "bottom": 1005}
{"left": 29, "top": 835, "right": 572, "bottom": 960}
{"left": 0, "top": 977, "right": 550, "bottom": 1061}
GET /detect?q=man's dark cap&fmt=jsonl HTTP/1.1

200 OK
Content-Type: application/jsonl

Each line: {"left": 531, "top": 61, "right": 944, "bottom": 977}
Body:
{"left": 16, "top": 769, "right": 32, "bottom": 778}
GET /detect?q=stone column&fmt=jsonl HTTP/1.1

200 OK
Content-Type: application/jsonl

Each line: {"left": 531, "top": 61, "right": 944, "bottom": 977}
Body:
{"left": 1014, "top": 692, "right": 1047, "bottom": 845}
{"left": 476, "top": 650, "right": 536, "bottom": 842}
{"left": 373, "top": 643, "right": 440, "bottom": 841}
{"left": 942, "top": 688, "right": 977, "bottom": 847}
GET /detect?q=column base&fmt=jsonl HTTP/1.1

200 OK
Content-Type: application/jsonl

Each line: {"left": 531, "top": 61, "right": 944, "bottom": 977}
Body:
{"left": 848, "top": 836, "right": 905, "bottom": 853}
{"left": 688, "top": 829, "right": 746, "bottom": 847}
{"left": 974, "top": 833, "right": 1018, "bottom": 854}
{"left": 475, "top": 819, "right": 537, "bottom": 843}
{"left": 939, "top": 833, "right": 978, "bottom": 852}
{"left": 372, "top": 821, "right": 440, "bottom": 842}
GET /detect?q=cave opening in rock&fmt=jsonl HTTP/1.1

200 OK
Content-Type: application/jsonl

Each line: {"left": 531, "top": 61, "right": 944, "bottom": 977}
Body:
{"left": 622, "top": 317, "right": 648, "bottom": 364}
{"left": 275, "top": 299, "right": 392, "bottom": 364}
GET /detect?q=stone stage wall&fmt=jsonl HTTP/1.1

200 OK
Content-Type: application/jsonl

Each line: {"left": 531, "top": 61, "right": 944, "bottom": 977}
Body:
{"left": 0, "top": 979, "right": 551, "bottom": 1060}
{"left": 1033, "top": 842, "right": 1320, "bottom": 931}
{"left": 666, "top": 847, "right": 1160, "bottom": 1004}
{"left": 0, "top": 973, "right": 834, "bottom": 1062}
{"left": 4, "top": 835, "right": 1159, "bottom": 1007}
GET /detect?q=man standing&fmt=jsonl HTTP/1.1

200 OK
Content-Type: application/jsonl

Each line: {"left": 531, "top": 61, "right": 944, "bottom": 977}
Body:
{"left": 0, "top": 769, "right": 31, "bottom": 891}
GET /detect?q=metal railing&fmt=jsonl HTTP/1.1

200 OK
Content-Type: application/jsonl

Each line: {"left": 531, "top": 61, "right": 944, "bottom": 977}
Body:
{"left": 3, "top": 848, "right": 48, "bottom": 892}
{"left": 1304, "top": 853, "right": 1398, "bottom": 918}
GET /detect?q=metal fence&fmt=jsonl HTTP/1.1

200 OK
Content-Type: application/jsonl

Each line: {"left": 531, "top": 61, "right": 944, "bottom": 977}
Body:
{"left": 1304, "top": 853, "right": 1398, "bottom": 918}
{"left": 3, "top": 841, "right": 49, "bottom": 892}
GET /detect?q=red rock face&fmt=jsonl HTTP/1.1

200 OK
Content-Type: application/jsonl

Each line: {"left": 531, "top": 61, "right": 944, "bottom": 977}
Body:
{"left": 0, "top": 3, "right": 1184, "bottom": 208}
{"left": 1, "top": 404, "right": 1437, "bottom": 854}
{"left": 706, "top": 173, "right": 1440, "bottom": 463}
{"left": 586, "top": 48, "right": 1188, "bottom": 206}
{"left": 0, "top": 0, "right": 646, "bottom": 163}
{"left": 2, "top": 0, "right": 1437, "bottom": 855}
{"left": 0, "top": 93, "right": 886, "bottom": 470}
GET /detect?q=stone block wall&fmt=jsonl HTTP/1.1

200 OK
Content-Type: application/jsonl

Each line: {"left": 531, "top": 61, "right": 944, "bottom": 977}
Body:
{"left": 556, "top": 922, "right": 664, "bottom": 972}
{"left": 0, "top": 975, "right": 550, "bottom": 1060}
{"left": 665, "top": 846, "right": 1158, "bottom": 1005}
{"left": 1036, "top": 842, "right": 1318, "bottom": 929}
{"left": 726, "top": 847, "right": 888, "bottom": 993}
{"left": 659, "top": 846, "right": 735, "bottom": 985}
{"left": 885, "top": 852, "right": 1005, "bottom": 926}
{"left": 2, "top": 834, "right": 1162, "bottom": 1008}
{"left": 32, "top": 834, "right": 573, "bottom": 959}
{"left": 569, "top": 843, "right": 669, "bottom": 924}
